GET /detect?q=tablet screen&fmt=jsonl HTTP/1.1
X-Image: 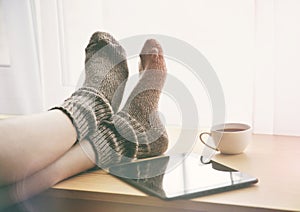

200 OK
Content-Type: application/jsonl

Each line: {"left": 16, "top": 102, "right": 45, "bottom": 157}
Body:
{"left": 108, "top": 153, "right": 258, "bottom": 200}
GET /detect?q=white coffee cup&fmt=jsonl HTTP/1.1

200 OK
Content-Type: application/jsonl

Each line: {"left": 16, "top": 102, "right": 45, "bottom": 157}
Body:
{"left": 199, "top": 123, "right": 252, "bottom": 154}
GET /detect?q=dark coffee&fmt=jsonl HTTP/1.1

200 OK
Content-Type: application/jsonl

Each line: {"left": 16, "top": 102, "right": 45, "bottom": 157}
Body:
{"left": 216, "top": 128, "right": 245, "bottom": 132}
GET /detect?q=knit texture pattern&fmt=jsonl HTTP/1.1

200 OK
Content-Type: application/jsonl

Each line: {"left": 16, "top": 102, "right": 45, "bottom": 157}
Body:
{"left": 88, "top": 110, "right": 168, "bottom": 168}
{"left": 51, "top": 87, "right": 113, "bottom": 142}
{"left": 84, "top": 31, "right": 129, "bottom": 112}
{"left": 87, "top": 38, "right": 169, "bottom": 167}
{"left": 52, "top": 31, "right": 129, "bottom": 142}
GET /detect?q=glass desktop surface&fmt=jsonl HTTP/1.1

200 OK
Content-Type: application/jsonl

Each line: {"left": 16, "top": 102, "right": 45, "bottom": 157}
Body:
{"left": 108, "top": 153, "right": 258, "bottom": 200}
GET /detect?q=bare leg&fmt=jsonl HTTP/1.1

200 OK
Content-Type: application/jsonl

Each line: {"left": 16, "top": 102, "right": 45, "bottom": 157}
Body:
{"left": 0, "top": 32, "right": 129, "bottom": 186}
{"left": 0, "top": 110, "right": 77, "bottom": 185}
{"left": 0, "top": 139, "right": 95, "bottom": 209}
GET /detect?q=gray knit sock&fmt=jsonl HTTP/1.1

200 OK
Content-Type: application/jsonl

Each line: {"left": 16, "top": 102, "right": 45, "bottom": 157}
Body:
{"left": 52, "top": 32, "right": 128, "bottom": 142}
{"left": 118, "top": 39, "right": 169, "bottom": 158}
{"left": 84, "top": 31, "right": 129, "bottom": 112}
{"left": 88, "top": 39, "right": 169, "bottom": 168}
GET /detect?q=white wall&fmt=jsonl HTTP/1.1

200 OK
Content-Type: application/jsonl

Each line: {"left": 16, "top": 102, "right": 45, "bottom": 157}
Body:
{"left": 0, "top": 0, "right": 43, "bottom": 114}
{"left": 101, "top": 0, "right": 255, "bottom": 129}
{"left": 253, "top": 0, "right": 300, "bottom": 136}
{"left": 273, "top": 0, "right": 300, "bottom": 135}
{"left": 0, "top": 3, "right": 10, "bottom": 66}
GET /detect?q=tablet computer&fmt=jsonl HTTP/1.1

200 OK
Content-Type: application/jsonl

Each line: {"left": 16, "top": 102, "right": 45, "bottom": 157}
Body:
{"left": 108, "top": 153, "right": 258, "bottom": 200}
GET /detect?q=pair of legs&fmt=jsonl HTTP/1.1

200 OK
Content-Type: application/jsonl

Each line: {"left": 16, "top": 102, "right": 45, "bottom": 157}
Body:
{"left": 0, "top": 32, "right": 168, "bottom": 209}
{"left": 0, "top": 111, "right": 96, "bottom": 208}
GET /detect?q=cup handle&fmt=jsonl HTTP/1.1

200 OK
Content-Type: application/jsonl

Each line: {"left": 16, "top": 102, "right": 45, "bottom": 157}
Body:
{"left": 199, "top": 132, "right": 218, "bottom": 151}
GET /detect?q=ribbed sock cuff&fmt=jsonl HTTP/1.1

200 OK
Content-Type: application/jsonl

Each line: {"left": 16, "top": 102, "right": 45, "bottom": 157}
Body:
{"left": 87, "top": 110, "right": 168, "bottom": 168}
{"left": 88, "top": 120, "right": 138, "bottom": 168}
{"left": 78, "top": 87, "right": 113, "bottom": 122}
{"left": 114, "top": 111, "right": 168, "bottom": 158}
{"left": 51, "top": 88, "right": 113, "bottom": 141}
{"left": 113, "top": 111, "right": 148, "bottom": 144}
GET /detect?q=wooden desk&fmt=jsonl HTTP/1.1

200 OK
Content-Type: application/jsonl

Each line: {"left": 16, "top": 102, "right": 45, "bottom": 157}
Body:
{"left": 21, "top": 132, "right": 299, "bottom": 212}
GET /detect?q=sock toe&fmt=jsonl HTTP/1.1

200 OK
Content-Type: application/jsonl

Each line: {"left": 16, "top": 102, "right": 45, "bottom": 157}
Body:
{"left": 85, "top": 31, "right": 126, "bottom": 64}
{"left": 139, "top": 39, "right": 166, "bottom": 72}
{"left": 140, "top": 39, "right": 163, "bottom": 55}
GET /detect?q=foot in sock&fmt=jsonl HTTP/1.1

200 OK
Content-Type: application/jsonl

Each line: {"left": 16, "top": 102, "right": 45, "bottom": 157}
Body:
{"left": 121, "top": 38, "right": 169, "bottom": 158}
{"left": 126, "top": 39, "right": 166, "bottom": 126}
{"left": 52, "top": 32, "right": 129, "bottom": 142}
{"left": 84, "top": 31, "right": 129, "bottom": 112}
{"left": 87, "top": 39, "right": 169, "bottom": 168}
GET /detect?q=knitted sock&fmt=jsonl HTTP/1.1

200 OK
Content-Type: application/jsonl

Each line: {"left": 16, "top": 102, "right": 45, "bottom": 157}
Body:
{"left": 84, "top": 31, "right": 129, "bottom": 112}
{"left": 52, "top": 32, "right": 128, "bottom": 142}
{"left": 88, "top": 39, "right": 169, "bottom": 168}
{"left": 120, "top": 39, "right": 169, "bottom": 158}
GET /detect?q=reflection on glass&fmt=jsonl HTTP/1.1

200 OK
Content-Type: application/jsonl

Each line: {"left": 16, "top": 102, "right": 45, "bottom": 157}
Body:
{"left": 109, "top": 153, "right": 257, "bottom": 199}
